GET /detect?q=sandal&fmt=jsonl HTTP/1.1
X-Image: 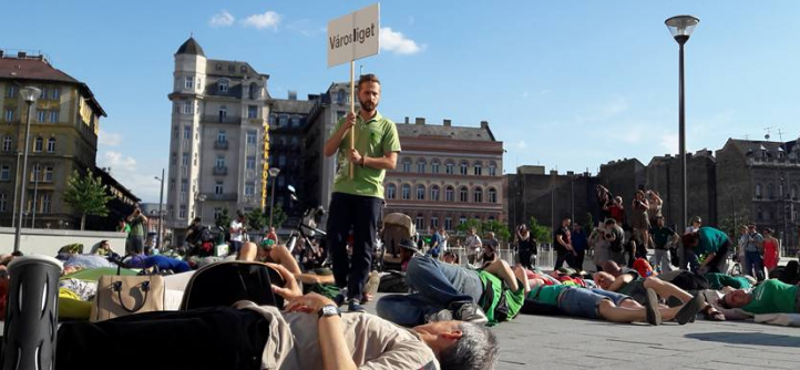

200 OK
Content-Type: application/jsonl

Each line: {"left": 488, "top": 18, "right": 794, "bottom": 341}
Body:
{"left": 675, "top": 294, "right": 705, "bottom": 325}
{"left": 701, "top": 304, "right": 725, "bottom": 321}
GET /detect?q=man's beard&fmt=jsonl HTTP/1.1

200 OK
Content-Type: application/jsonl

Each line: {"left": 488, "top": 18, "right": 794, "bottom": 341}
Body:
{"left": 360, "top": 99, "right": 377, "bottom": 112}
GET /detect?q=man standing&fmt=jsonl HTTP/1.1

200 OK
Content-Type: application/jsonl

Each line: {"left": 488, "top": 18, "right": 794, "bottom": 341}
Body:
{"left": 464, "top": 227, "right": 482, "bottom": 265}
{"left": 554, "top": 218, "right": 576, "bottom": 269}
{"left": 743, "top": 223, "right": 765, "bottom": 280}
{"left": 324, "top": 74, "right": 401, "bottom": 312}
{"left": 571, "top": 222, "right": 587, "bottom": 271}
{"left": 126, "top": 208, "right": 147, "bottom": 255}
{"left": 229, "top": 210, "right": 247, "bottom": 255}
{"left": 427, "top": 226, "right": 443, "bottom": 259}
{"left": 650, "top": 216, "right": 677, "bottom": 273}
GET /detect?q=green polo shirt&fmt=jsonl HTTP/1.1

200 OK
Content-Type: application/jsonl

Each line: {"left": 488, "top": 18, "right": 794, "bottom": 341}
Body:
{"left": 742, "top": 279, "right": 799, "bottom": 314}
{"left": 331, "top": 111, "right": 401, "bottom": 199}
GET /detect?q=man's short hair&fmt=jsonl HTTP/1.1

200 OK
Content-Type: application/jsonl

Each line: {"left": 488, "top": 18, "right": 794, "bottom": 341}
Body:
{"left": 439, "top": 322, "right": 499, "bottom": 370}
{"left": 604, "top": 218, "right": 617, "bottom": 226}
{"left": 682, "top": 232, "right": 699, "bottom": 247}
{"left": 358, "top": 73, "right": 380, "bottom": 88}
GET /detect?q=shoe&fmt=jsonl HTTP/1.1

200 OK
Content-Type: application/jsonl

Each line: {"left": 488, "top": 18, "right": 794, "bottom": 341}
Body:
{"left": 348, "top": 299, "right": 366, "bottom": 313}
{"left": 425, "top": 309, "right": 454, "bottom": 323}
{"left": 334, "top": 294, "right": 346, "bottom": 307}
{"left": 665, "top": 296, "right": 683, "bottom": 308}
{"left": 676, "top": 294, "right": 705, "bottom": 325}
{"left": 645, "top": 288, "right": 662, "bottom": 326}
{"left": 453, "top": 303, "right": 489, "bottom": 326}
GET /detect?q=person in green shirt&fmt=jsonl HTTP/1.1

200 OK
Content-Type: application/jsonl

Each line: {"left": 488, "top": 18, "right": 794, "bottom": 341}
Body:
{"left": 324, "top": 74, "right": 401, "bottom": 313}
{"left": 721, "top": 279, "right": 799, "bottom": 315}
{"left": 126, "top": 208, "right": 147, "bottom": 255}
{"left": 682, "top": 226, "right": 731, "bottom": 274}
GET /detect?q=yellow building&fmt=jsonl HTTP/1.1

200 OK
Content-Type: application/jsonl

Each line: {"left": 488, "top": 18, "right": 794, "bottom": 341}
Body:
{"left": 0, "top": 50, "right": 106, "bottom": 229}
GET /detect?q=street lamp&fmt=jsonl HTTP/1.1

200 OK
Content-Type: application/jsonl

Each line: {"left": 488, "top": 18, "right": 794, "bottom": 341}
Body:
{"left": 665, "top": 15, "right": 699, "bottom": 235}
{"left": 155, "top": 168, "right": 165, "bottom": 249}
{"left": 13, "top": 86, "right": 41, "bottom": 253}
{"left": 197, "top": 194, "right": 207, "bottom": 221}
{"left": 268, "top": 167, "right": 281, "bottom": 228}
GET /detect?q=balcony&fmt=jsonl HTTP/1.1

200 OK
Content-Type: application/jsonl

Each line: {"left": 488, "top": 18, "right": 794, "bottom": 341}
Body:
{"left": 205, "top": 193, "right": 238, "bottom": 201}
{"left": 748, "top": 157, "right": 800, "bottom": 168}
{"left": 214, "top": 141, "right": 228, "bottom": 150}
{"left": 213, "top": 166, "right": 228, "bottom": 176}
{"left": 202, "top": 115, "right": 241, "bottom": 124}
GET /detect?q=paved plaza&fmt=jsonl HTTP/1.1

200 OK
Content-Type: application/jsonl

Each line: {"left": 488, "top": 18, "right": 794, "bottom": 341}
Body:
{"left": 366, "top": 293, "right": 800, "bottom": 370}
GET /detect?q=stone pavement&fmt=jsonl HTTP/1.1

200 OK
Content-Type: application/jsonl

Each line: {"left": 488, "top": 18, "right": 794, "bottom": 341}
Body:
{"left": 366, "top": 293, "right": 800, "bottom": 370}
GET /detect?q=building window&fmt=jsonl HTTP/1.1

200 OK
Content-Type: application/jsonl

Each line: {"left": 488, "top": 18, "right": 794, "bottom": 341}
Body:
{"left": 184, "top": 77, "right": 193, "bottom": 89}
{"left": 460, "top": 162, "right": 468, "bottom": 175}
{"left": 416, "top": 184, "right": 425, "bottom": 200}
{"left": 473, "top": 187, "right": 483, "bottom": 203}
{"left": 291, "top": 116, "right": 301, "bottom": 127}
{"left": 488, "top": 188, "right": 497, "bottom": 203}
{"left": 49, "top": 110, "right": 59, "bottom": 123}
{"left": 183, "top": 101, "right": 192, "bottom": 114}
{"left": 459, "top": 215, "right": 467, "bottom": 225}
{"left": 278, "top": 115, "right": 288, "bottom": 127}
{"left": 181, "top": 153, "right": 189, "bottom": 166}
{"left": 431, "top": 216, "right": 439, "bottom": 228}
{"left": 431, "top": 161, "right": 440, "bottom": 174}
{"left": 755, "top": 183, "right": 762, "bottom": 199}
{"left": 488, "top": 163, "right": 497, "bottom": 176}
{"left": 218, "top": 106, "right": 227, "bottom": 123}
{"left": 0, "top": 193, "right": 6, "bottom": 212}
{"left": 51, "top": 88, "right": 60, "bottom": 100}
{"left": 218, "top": 79, "right": 229, "bottom": 92}
{"left": 278, "top": 155, "right": 286, "bottom": 167}
{"left": 474, "top": 163, "right": 482, "bottom": 176}
{"left": 217, "top": 130, "right": 227, "bottom": 143}
{"left": 792, "top": 185, "right": 799, "bottom": 200}
{"left": 43, "top": 166, "right": 53, "bottom": 182}
{"left": 767, "top": 184, "right": 775, "bottom": 199}
{"left": 415, "top": 214, "right": 424, "bottom": 231}
{"left": 401, "top": 184, "right": 411, "bottom": 200}
{"left": 179, "top": 205, "right": 187, "bottom": 219}
{"left": 459, "top": 187, "right": 468, "bottom": 202}
{"left": 37, "top": 109, "right": 47, "bottom": 122}
{"left": 248, "top": 105, "right": 258, "bottom": 119}
{"left": 40, "top": 87, "right": 48, "bottom": 100}
{"left": 215, "top": 155, "right": 225, "bottom": 168}
{"left": 34, "top": 137, "right": 43, "bottom": 152}
{"left": 268, "top": 114, "right": 276, "bottom": 126}
{"left": 488, "top": 216, "right": 495, "bottom": 221}
{"left": 387, "top": 184, "right": 396, "bottom": 199}
{"left": 431, "top": 185, "right": 440, "bottom": 201}
{"left": 337, "top": 90, "right": 345, "bottom": 104}
{"left": 0, "top": 165, "right": 9, "bottom": 181}
{"left": 245, "top": 183, "right": 255, "bottom": 196}
{"left": 31, "top": 164, "right": 41, "bottom": 182}
{"left": 41, "top": 193, "right": 51, "bottom": 213}
{"left": 5, "top": 85, "right": 15, "bottom": 98}
{"left": 445, "top": 186, "right": 454, "bottom": 202}
{"left": 417, "top": 160, "right": 426, "bottom": 173}
{"left": 4, "top": 109, "right": 13, "bottom": 122}
{"left": 444, "top": 217, "right": 452, "bottom": 231}
{"left": 246, "top": 130, "right": 257, "bottom": 145}
{"left": 183, "top": 126, "right": 191, "bottom": 139}
{"left": 47, "top": 138, "right": 56, "bottom": 153}
{"left": 3, "top": 136, "right": 11, "bottom": 152}
{"left": 215, "top": 181, "right": 223, "bottom": 195}
{"left": 246, "top": 156, "right": 256, "bottom": 170}
{"left": 402, "top": 159, "right": 411, "bottom": 173}
{"left": 249, "top": 83, "right": 258, "bottom": 100}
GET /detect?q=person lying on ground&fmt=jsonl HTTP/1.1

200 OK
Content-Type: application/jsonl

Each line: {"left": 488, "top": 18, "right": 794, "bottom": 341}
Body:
{"left": 521, "top": 280, "right": 705, "bottom": 325}
{"left": 377, "top": 255, "right": 527, "bottom": 327}
{"left": 594, "top": 271, "right": 724, "bottom": 320}
{"left": 716, "top": 278, "right": 799, "bottom": 319}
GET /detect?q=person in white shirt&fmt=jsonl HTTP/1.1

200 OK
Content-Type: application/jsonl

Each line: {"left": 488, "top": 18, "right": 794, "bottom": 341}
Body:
{"left": 229, "top": 210, "right": 247, "bottom": 255}
{"left": 463, "top": 227, "right": 482, "bottom": 266}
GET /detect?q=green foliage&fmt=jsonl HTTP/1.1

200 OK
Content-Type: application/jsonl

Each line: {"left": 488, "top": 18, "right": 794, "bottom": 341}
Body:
{"left": 269, "top": 204, "right": 288, "bottom": 229}
{"left": 584, "top": 212, "right": 595, "bottom": 235}
{"left": 528, "top": 216, "right": 553, "bottom": 244}
{"left": 63, "top": 169, "right": 114, "bottom": 230}
{"left": 246, "top": 208, "right": 267, "bottom": 232}
{"left": 455, "top": 219, "right": 511, "bottom": 241}
{"left": 215, "top": 208, "right": 231, "bottom": 229}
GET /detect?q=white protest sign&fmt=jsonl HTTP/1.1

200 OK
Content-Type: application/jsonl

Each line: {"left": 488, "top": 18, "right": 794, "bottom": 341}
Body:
{"left": 327, "top": 3, "right": 380, "bottom": 68}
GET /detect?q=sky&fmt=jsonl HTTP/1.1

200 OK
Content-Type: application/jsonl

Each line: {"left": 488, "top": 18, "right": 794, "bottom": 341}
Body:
{"left": 2, "top": 0, "right": 799, "bottom": 202}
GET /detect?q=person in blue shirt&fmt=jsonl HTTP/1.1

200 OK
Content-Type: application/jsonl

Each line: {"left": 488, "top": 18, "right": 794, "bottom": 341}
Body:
{"left": 571, "top": 222, "right": 588, "bottom": 271}
{"left": 426, "top": 227, "right": 443, "bottom": 259}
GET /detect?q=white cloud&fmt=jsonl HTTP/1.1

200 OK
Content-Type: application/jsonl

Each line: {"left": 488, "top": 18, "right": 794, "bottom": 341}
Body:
{"left": 602, "top": 97, "right": 629, "bottom": 116}
{"left": 287, "top": 19, "right": 325, "bottom": 37}
{"left": 540, "top": 89, "right": 552, "bottom": 95}
{"left": 242, "top": 11, "right": 281, "bottom": 30}
{"left": 516, "top": 140, "right": 528, "bottom": 149}
{"left": 98, "top": 151, "right": 161, "bottom": 202}
{"left": 209, "top": 11, "right": 235, "bottom": 27}
{"left": 660, "top": 133, "right": 679, "bottom": 153}
{"left": 380, "top": 27, "right": 425, "bottom": 55}
{"left": 98, "top": 129, "right": 121, "bottom": 147}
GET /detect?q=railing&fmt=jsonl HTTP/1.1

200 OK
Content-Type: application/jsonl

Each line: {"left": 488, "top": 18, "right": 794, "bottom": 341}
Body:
{"left": 213, "top": 141, "right": 228, "bottom": 150}
{"left": 212, "top": 166, "right": 228, "bottom": 176}
{"left": 201, "top": 115, "right": 241, "bottom": 124}
{"left": 204, "top": 193, "right": 238, "bottom": 201}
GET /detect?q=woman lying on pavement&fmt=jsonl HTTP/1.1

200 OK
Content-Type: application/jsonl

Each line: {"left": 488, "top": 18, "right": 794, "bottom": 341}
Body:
{"left": 715, "top": 279, "right": 800, "bottom": 319}
{"left": 594, "top": 271, "right": 725, "bottom": 321}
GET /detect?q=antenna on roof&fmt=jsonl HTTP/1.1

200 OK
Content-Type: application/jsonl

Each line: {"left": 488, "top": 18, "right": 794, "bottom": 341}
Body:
{"left": 190, "top": 31, "right": 194, "bottom": 38}
{"left": 764, "top": 126, "right": 774, "bottom": 140}
{"left": 777, "top": 128, "right": 784, "bottom": 142}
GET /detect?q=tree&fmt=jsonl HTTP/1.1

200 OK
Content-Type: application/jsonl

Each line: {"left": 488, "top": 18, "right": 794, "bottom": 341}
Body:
{"left": 482, "top": 220, "right": 511, "bottom": 241}
{"left": 247, "top": 208, "right": 267, "bottom": 232}
{"left": 215, "top": 208, "right": 231, "bottom": 229}
{"left": 528, "top": 216, "right": 553, "bottom": 244}
{"left": 269, "top": 204, "right": 288, "bottom": 229}
{"left": 63, "top": 169, "right": 114, "bottom": 231}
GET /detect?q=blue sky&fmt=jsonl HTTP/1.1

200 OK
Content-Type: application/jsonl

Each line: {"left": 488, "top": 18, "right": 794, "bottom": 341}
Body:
{"left": 3, "top": 1, "right": 799, "bottom": 202}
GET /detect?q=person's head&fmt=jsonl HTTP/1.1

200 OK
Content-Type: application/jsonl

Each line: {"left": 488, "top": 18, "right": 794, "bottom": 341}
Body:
{"left": 647, "top": 190, "right": 658, "bottom": 200}
{"left": 739, "top": 225, "right": 748, "bottom": 235}
{"left": 562, "top": 218, "right": 571, "bottom": 228}
{"left": 763, "top": 228, "right": 773, "bottom": 237}
{"left": 269, "top": 226, "right": 276, "bottom": 234}
{"left": 602, "top": 261, "right": 622, "bottom": 277}
{"left": 357, "top": 74, "right": 381, "bottom": 113}
{"left": 614, "top": 196, "right": 623, "bottom": 204}
{"left": 443, "top": 252, "right": 459, "bottom": 265}
{"left": 604, "top": 218, "right": 617, "bottom": 229}
{"left": 518, "top": 224, "right": 527, "bottom": 232}
{"left": 690, "top": 216, "right": 702, "bottom": 228}
{"left": 635, "top": 190, "right": 645, "bottom": 200}
{"left": 191, "top": 217, "right": 201, "bottom": 226}
{"left": 237, "top": 210, "right": 246, "bottom": 220}
{"left": 118, "top": 219, "right": 126, "bottom": 226}
{"left": 99, "top": 240, "right": 110, "bottom": 250}
{"left": 681, "top": 232, "right": 700, "bottom": 248}
{"left": 486, "top": 231, "right": 495, "bottom": 240}
{"left": 748, "top": 223, "right": 757, "bottom": 234}
{"left": 572, "top": 222, "right": 581, "bottom": 231}
{"left": 720, "top": 288, "right": 753, "bottom": 309}
{"left": 594, "top": 271, "right": 616, "bottom": 290}
{"left": 413, "top": 320, "right": 499, "bottom": 370}
{"left": 133, "top": 207, "right": 141, "bottom": 216}
{"left": 656, "top": 216, "right": 665, "bottom": 228}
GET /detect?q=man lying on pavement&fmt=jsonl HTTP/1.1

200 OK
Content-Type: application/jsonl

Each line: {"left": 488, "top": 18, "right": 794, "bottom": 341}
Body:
{"left": 715, "top": 278, "right": 799, "bottom": 319}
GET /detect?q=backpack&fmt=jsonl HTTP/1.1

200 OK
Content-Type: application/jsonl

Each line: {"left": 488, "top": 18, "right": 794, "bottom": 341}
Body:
{"left": 378, "top": 271, "right": 409, "bottom": 293}
{"left": 180, "top": 261, "right": 285, "bottom": 311}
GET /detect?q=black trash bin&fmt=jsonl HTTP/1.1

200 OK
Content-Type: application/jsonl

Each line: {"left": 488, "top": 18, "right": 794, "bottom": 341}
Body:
{"left": 1, "top": 255, "right": 63, "bottom": 370}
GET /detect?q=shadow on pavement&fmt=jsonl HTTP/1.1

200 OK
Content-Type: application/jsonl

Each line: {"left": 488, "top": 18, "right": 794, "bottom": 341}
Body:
{"left": 685, "top": 331, "right": 800, "bottom": 348}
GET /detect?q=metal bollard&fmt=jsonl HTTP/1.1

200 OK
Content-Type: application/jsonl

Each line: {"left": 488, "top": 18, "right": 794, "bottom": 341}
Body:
{"left": 1, "top": 255, "right": 63, "bottom": 370}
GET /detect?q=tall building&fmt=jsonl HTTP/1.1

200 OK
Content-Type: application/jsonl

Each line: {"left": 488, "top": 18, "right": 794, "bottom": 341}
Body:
{"left": 383, "top": 118, "right": 504, "bottom": 232}
{"left": 166, "top": 38, "right": 270, "bottom": 239}
{"left": 505, "top": 166, "right": 597, "bottom": 229}
{"left": 0, "top": 50, "right": 107, "bottom": 228}
{"left": 646, "top": 149, "right": 718, "bottom": 227}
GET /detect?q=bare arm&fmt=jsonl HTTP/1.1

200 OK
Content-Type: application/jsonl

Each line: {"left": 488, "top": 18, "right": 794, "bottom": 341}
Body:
{"left": 484, "top": 259, "right": 519, "bottom": 291}
{"left": 319, "top": 315, "right": 356, "bottom": 370}
{"left": 323, "top": 112, "right": 355, "bottom": 157}
{"left": 608, "top": 274, "right": 633, "bottom": 292}
{"left": 362, "top": 151, "right": 398, "bottom": 170}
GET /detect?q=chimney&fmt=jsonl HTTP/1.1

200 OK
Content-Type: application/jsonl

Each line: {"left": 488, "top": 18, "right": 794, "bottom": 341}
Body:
{"left": 549, "top": 170, "right": 558, "bottom": 176}
{"left": 288, "top": 90, "right": 297, "bottom": 100}
{"left": 17, "top": 51, "right": 27, "bottom": 59}
{"left": 443, "top": 119, "right": 452, "bottom": 127}
{"left": 415, "top": 117, "right": 425, "bottom": 125}
{"left": 480, "top": 120, "right": 489, "bottom": 129}
{"left": 404, "top": 116, "right": 409, "bottom": 124}
{"left": 567, "top": 171, "right": 574, "bottom": 176}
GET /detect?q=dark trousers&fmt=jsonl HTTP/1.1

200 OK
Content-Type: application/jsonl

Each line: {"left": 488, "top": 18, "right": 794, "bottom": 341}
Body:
{"left": 519, "top": 248, "right": 533, "bottom": 269}
{"left": 705, "top": 239, "right": 731, "bottom": 274}
{"left": 573, "top": 250, "right": 586, "bottom": 271}
{"left": 555, "top": 248, "right": 574, "bottom": 269}
{"left": 326, "top": 192, "right": 382, "bottom": 301}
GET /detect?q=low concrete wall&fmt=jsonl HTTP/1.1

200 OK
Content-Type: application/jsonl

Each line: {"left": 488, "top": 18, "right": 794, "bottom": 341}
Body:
{"left": 0, "top": 227, "right": 127, "bottom": 257}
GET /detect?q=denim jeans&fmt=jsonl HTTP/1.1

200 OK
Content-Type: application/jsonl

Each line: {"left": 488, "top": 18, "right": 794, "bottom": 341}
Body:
{"left": 376, "top": 256, "right": 483, "bottom": 327}
{"left": 744, "top": 250, "right": 764, "bottom": 280}
{"left": 326, "top": 192, "right": 383, "bottom": 301}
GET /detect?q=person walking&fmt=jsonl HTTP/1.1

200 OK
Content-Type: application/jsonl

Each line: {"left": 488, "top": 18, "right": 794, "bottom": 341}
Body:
{"left": 229, "top": 210, "right": 247, "bottom": 255}
{"left": 554, "top": 218, "right": 576, "bottom": 269}
{"left": 323, "top": 74, "right": 401, "bottom": 312}
{"left": 742, "top": 223, "right": 765, "bottom": 280}
{"left": 516, "top": 224, "right": 534, "bottom": 269}
{"left": 762, "top": 228, "right": 780, "bottom": 273}
{"left": 571, "top": 222, "right": 588, "bottom": 271}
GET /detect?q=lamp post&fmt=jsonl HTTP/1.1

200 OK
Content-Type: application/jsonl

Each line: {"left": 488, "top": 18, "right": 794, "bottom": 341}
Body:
{"left": 13, "top": 87, "right": 41, "bottom": 253}
{"left": 665, "top": 15, "right": 699, "bottom": 234}
{"left": 197, "top": 194, "right": 207, "bottom": 222}
{"left": 268, "top": 167, "right": 281, "bottom": 228}
{"left": 155, "top": 168, "right": 165, "bottom": 249}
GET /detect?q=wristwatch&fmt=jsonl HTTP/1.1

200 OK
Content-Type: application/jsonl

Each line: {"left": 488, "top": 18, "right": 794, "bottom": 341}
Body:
{"left": 318, "top": 304, "right": 341, "bottom": 319}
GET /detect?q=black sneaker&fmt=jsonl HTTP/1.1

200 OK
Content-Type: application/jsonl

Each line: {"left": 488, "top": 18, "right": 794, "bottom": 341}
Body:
{"left": 334, "top": 294, "right": 346, "bottom": 307}
{"left": 348, "top": 299, "right": 366, "bottom": 313}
